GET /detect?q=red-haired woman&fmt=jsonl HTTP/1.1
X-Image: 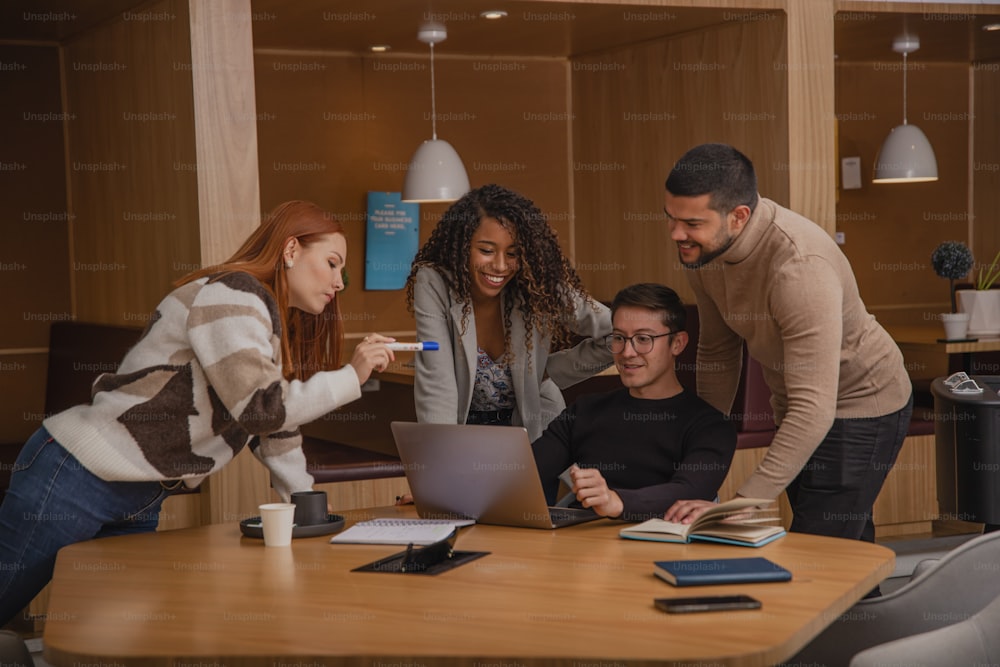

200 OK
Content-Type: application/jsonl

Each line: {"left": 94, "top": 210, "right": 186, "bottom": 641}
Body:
{"left": 0, "top": 201, "right": 394, "bottom": 625}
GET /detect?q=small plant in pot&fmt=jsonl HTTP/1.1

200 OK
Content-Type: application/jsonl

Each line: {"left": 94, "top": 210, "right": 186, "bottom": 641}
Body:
{"left": 931, "top": 242, "right": 974, "bottom": 340}
{"left": 975, "top": 250, "right": 1000, "bottom": 291}
{"left": 959, "top": 248, "right": 1000, "bottom": 337}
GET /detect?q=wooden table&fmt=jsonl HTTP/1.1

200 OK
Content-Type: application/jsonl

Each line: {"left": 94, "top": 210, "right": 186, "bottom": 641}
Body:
{"left": 42, "top": 506, "right": 893, "bottom": 667}
{"left": 886, "top": 324, "right": 1000, "bottom": 375}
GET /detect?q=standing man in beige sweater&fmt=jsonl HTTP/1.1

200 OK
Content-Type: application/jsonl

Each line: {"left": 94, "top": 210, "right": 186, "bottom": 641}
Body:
{"left": 662, "top": 143, "right": 913, "bottom": 546}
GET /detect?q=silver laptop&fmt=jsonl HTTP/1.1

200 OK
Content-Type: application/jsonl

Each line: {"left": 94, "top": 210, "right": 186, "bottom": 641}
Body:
{"left": 390, "top": 422, "right": 600, "bottom": 529}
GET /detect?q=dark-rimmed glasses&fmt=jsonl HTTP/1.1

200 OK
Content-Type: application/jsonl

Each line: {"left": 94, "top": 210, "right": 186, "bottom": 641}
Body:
{"left": 604, "top": 332, "right": 677, "bottom": 355}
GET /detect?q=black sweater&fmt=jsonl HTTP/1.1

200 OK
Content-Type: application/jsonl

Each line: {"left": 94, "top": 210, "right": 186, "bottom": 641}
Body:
{"left": 532, "top": 388, "right": 737, "bottom": 521}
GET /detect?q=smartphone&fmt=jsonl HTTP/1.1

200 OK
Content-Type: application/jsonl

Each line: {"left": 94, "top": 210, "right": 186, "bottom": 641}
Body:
{"left": 655, "top": 594, "right": 762, "bottom": 614}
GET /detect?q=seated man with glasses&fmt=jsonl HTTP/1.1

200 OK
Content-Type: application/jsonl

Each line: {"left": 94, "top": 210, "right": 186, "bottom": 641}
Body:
{"left": 532, "top": 283, "right": 736, "bottom": 521}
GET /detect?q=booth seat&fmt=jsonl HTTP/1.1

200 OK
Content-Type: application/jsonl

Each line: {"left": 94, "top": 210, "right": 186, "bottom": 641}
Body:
{"left": 674, "top": 304, "right": 777, "bottom": 450}
{"left": 0, "top": 321, "right": 158, "bottom": 504}
{"left": 302, "top": 436, "right": 404, "bottom": 484}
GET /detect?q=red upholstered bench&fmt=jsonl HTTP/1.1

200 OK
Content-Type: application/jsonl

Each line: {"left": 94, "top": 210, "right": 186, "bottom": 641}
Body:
{"left": 909, "top": 377, "right": 935, "bottom": 432}
{"left": 301, "top": 436, "right": 405, "bottom": 484}
{"left": 730, "top": 355, "right": 776, "bottom": 449}
{"left": 674, "top": 305, "right": 776, "bottom": 450}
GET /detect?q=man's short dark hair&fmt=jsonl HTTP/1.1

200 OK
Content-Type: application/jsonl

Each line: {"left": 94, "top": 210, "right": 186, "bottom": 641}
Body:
{"left": 611, "top": 283, "right": 686, "bottom": 332}
{"left": 664, "top": 143, "right": 759, "bottom": 215}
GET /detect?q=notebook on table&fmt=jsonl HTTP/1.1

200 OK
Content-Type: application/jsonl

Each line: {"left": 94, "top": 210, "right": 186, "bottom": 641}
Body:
{"left": 654, "top": 557, "right": 792, "bottom": 587}
{"left": 390, "top": 421, "right": 600, "bottom": 529}
{"left": 330, "top": 518, "right": 475, "bottom": 545}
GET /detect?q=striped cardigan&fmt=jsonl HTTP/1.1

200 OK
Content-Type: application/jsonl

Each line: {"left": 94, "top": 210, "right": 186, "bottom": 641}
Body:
{"left": 44, "top": 272, "right": 362, "bottom": 500}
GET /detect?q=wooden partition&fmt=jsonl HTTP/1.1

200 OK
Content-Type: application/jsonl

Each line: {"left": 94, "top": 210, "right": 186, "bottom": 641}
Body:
{"left": 0, "top": 44, "right": 69, "bottom": 443}
{"left": 570, "top": 15, "right": 790, "bottom": 303}
{"left": 835, "top": 60, "right": 972, "bottom": 327}
{"left": 972, "top": 64, "right": 1000, "bottom": 269}
{"left": 61, "top": 0, "right": 200, "bottom": 325}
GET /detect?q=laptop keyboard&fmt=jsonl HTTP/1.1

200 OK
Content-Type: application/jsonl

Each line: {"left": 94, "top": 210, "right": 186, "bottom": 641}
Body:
{"left": 549, "top": 507, "right": 595, "bottom": 523}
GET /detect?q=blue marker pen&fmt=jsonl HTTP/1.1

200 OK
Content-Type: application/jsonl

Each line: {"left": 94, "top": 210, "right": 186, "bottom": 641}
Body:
{"left": 385, "top": 342, "right": 440, "bottom": 351}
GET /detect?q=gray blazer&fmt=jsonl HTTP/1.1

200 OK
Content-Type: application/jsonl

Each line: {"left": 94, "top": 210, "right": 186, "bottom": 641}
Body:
{"left": 413, "top": 267, "right": 613, "bottom": 441}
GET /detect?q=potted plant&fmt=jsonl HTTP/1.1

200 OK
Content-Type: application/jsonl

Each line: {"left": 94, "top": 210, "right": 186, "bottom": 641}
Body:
{"left": 931, "top": 241, "right": 973, "bottom": 340}
{"left": 958, "top": 248, "right": 1000, "bottom": 337}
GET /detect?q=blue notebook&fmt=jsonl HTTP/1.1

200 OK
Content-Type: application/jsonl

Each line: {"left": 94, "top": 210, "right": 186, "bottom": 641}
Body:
{"left": 654, "top": 557, "right": 792, "bottom": 587}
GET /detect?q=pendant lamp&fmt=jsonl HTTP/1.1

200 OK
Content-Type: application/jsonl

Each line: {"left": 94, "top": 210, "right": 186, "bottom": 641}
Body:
{"left": 401, "top": 22, "right": 470, "bottom": 203}
{"left": 873, "top": 35, "right": 938, "bottom": 184}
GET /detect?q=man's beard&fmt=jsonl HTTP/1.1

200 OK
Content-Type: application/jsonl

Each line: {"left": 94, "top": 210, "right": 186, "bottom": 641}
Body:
{"left": 679, "top": 234, "right": 735, "bottom": 269}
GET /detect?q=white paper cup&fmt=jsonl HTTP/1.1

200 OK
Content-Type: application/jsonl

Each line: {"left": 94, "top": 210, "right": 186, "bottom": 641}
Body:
{"left": 259, "top": 503, "right": 296, "bottom": 547}
{"left": 941, "top": 312, "right": 970, "bottom": 341}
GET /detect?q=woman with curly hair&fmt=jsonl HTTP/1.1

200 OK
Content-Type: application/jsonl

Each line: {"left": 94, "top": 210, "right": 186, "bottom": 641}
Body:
{"left": 404, "top": 184, "right": 612, "bottom": 441}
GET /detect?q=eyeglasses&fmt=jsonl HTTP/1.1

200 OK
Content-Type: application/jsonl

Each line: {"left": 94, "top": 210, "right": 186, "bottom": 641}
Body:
{"left": 604, "top": 332, "right": 677, "bottom": 354}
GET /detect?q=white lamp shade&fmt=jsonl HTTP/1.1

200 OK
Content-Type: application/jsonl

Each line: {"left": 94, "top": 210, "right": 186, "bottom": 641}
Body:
{"left": 401, "top": 139, "right": 471, "bottom": 203}
{"left": 872, "top": 123, "right": 939, "bottom": 183}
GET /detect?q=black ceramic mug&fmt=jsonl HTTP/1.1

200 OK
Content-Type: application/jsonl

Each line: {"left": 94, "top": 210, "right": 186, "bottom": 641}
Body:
{"left": 290, "top": 490, "right": 328, "bottom": 526}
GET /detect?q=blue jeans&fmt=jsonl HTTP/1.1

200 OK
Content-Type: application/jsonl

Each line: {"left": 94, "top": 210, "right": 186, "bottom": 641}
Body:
{"left": 786, "top": 393, "right": 914, "bottom": 543}
{"left": 0, "top": 427, "right": 172, "bottom": 626}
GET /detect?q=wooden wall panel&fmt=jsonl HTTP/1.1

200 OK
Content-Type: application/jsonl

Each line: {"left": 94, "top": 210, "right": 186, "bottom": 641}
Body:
{"left": 570, "top": 17, "right": 788, "bottom": 303}
{"left": 187, "top": 0, "right": 270, "bottom": 527}
{"left": 786, "top": 0, "right": 836, "bottom": 230}
{"left": 0, "top": 44, "right": 69, "bottom": 442}
{"left": 189, "top": 0, "right": 261, "bottom": 264}
{"left": 872, "top": 433, "right": 936, "bottom": 537}
{"left": 835, "top": 61, "right": 971, "bottom": 326}
{"left": 972, "top": 64, "right": 1000, "bottom": 275}
{"left": 315, "top": 477, "right": 410, "bottom": 515}
{"left": 254, "top": 52, "right": 573, "bottom": 334}
{"left": 62, "top": 0, "right": 200, "bottom": 325}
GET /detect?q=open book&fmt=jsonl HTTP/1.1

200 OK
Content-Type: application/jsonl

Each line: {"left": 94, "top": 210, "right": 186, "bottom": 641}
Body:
{"left": 619, "top": 498, "right": 785, "bottom": 547}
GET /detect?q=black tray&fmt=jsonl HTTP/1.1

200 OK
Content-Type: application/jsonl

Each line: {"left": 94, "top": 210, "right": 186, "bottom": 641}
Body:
{"left": 240, "top": 514, "right": 345, "bottom": 539}
{"left": 353, "top": 550, "right": 489, "bottom": 575}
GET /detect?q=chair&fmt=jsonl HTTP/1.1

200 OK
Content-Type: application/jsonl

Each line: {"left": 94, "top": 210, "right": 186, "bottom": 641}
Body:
{"left": 787, "top": 530, "right": 1000, "bottom": 666}
{"left": 2, "top": 321, "right": 144, "bottom": 504}
{"left": 849, "top": 593, "right": 1000, "bottom": 667}
{"left": 0, "top": 630, "right": 32, "bottom": 667}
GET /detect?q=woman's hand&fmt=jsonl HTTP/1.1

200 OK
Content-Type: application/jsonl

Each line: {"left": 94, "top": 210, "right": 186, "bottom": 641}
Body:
{"left": 348, "top": 334, "right": 396, "bottom": 385}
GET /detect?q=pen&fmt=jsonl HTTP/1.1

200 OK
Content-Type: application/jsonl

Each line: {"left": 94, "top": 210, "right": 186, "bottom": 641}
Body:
{"left": 385, "top": 342, "right": 439, "bottom": 351}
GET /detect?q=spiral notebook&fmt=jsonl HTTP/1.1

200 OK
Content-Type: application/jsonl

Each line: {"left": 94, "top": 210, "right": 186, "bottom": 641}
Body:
{"left": 330, "top": 518, "right": 475, "bottom": 546}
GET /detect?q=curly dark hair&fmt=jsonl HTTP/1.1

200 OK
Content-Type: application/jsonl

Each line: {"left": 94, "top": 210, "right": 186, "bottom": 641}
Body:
{"left": 405, "top": 184, "right": 591, "bottom": 359}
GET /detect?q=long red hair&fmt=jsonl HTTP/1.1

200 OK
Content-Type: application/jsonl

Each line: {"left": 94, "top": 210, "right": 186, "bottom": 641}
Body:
{"left": 177, "top": 201, "right": 345, "bottom": 381}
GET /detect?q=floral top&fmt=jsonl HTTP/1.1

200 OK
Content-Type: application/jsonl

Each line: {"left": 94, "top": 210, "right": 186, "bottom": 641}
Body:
{"left": 469, "top": 348, "right": 516, "bottom": 411}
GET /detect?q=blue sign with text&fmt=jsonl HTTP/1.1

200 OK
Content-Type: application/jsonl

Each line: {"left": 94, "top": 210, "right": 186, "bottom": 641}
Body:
{"left": 364, "top": 192, "right": 419, "bottom": 290}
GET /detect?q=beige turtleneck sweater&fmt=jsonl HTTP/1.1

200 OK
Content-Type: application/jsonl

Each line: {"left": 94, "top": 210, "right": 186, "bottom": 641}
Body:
{"left": 686, "top": 197, "right": 912, "bottom": 499}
